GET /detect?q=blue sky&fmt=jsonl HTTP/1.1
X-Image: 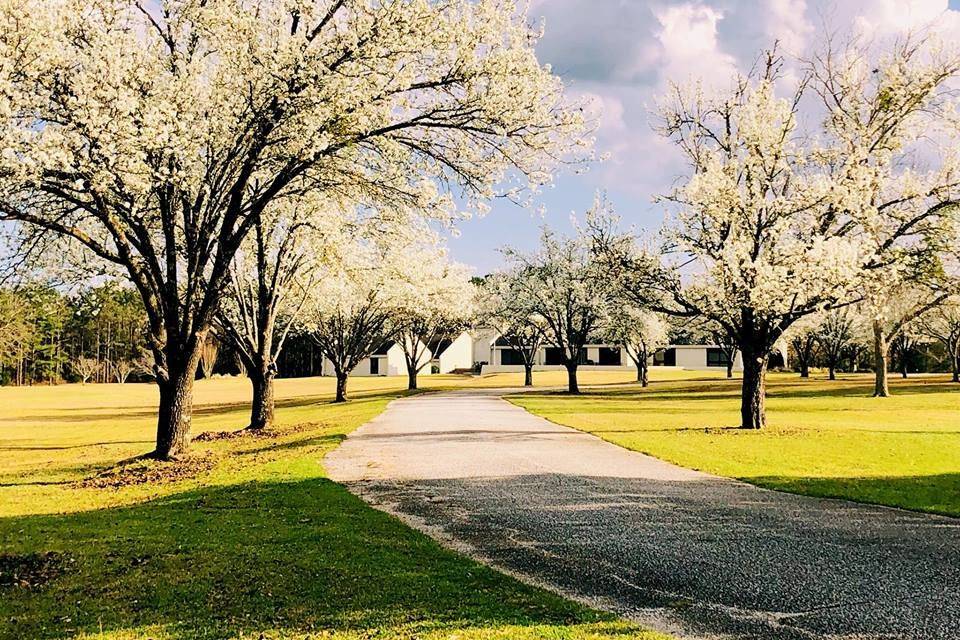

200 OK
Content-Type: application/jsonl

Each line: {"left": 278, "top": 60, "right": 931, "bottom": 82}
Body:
{"left": 447, "top": 0, "right": 960, "bottom": 273}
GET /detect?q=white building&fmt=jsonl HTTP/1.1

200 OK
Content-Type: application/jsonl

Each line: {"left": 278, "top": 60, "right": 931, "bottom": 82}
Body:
{"left": 321, "top": 334, "right": 476, "bottom": 378}
{"left": 474, "top": 329, "right": 787, "bottom": 373}
{"left": 320, "top": 339, "right": 429, "bottom": 377}
{"left": 325, "top": 329, "right": 786, "bottom": 377}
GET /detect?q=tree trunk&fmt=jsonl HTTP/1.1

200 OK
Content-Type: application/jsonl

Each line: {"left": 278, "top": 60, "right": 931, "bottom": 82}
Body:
{"left": 407, "top": 364, "right": 418, "bottom": 390}
{"left": 873, "top": 322, "right": 889, "bottom": 397}
{"left": 334, "top": 371, "right": 349, "bottom": 403}
{"left": 635, "top": 359, "right": 643, "bottom": 383}
{"left": 153, "top": 361, "right": 199, "bottom": 460}
{"left": 828, "top": 363, "right": 836, "bottom": 381}
{"left": 248, "top": 366, "right": 276, "bottom": 430}
{"left": 952, "top": 347, "right": 959, "bottom": 383}
{"left": 740, "top": 350, "right": 767, "bottom": 430}
{"left": 726, "top": 361, "right": 733, "bottom": 379}
{"left": 900, "top": 354, "right": 908, "bottom": 379}
{"left": 640, "top": 360, "right": 649, "bottom": 387}
{"left": 565, "top": 362, "right": 580, "bottom": 394}
{"left": 523, "top": 364, "right": 533, "bottom": 386}
{"left": 799, "top": 361, "right": 809, "bottom": 378}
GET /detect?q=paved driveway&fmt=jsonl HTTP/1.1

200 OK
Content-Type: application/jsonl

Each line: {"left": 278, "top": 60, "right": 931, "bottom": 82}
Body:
{"left": 325, "top": 390, "right": 960, "bottom": 639}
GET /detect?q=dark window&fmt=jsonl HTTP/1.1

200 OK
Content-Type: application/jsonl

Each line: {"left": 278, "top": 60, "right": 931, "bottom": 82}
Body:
{"left": 545, "top": 347, "right": 588, "bottom": 365}
{"left": 544, "top": 347, "right": 564, "bottom": 365}
{"left": 369, "top": 357, "right": 380, "bottom": 375}
{"left": 654, "top": 348, "right": 676, "bottom": 366}
{"left": 598, "top": 347, "right": 621, "bottom": 365}
{"left": 499, "top": 348, "right": 526, "bottom": 365}
{"left": 706, "top": 348, "right": 730, "bottom": 367}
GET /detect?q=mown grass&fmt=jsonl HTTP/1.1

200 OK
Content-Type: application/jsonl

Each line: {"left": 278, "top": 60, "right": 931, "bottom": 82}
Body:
{"left": 0, "top": 373, "right": 666, "bottom": 640}
{"left": 512, "top": 372, "right": 960, "bottom": 517}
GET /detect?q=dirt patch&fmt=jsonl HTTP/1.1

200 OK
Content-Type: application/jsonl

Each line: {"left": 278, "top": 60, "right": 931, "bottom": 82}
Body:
{"left": 194, "top": 423, "right": 317, "bottom": 443}
{"left": 0, "top": 552, "right": 71, "bottom": 590}
{"left": 195, "top": 428, "right": 268, "bottom": 442}
{"left": 75, "top": 452, "right": 217, "bottom": 489}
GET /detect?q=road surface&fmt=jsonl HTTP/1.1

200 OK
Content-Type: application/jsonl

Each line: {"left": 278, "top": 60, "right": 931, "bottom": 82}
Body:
{"left": 325, "top": 390, "right": 960, "bottom": 639}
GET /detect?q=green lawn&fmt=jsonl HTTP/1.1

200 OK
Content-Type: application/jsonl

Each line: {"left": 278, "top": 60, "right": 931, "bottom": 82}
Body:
{"left": 512, "top": 372, "right": 960, "bottom": 517}
{"left": 0, "top": 374, "right": 665, "bottom": 640}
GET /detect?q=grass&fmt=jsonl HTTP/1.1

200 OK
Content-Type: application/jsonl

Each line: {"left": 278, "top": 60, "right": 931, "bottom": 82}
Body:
{"left": 512, "top": 371, "right": 960, "bottom": 517}
{"left": 0, "top": 373, "right": 666, "bottom": 640}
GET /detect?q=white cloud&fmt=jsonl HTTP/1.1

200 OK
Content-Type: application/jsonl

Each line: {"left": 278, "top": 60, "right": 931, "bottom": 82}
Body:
{"left": 526, "top": 0, "right": 960, "bottom": 197}
{"left": 653, "top": 3, "right": 737, "bottom": 84}
{"left": 851, "top": 0, "right": 953, "bottom": 37}
{"left": 764, "top": 0, "right": 813, "bottom": 54}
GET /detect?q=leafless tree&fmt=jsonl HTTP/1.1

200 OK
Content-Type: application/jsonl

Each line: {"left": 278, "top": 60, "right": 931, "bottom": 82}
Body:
{"left": 73, "top": 357, "right": 100, "bottom": 385}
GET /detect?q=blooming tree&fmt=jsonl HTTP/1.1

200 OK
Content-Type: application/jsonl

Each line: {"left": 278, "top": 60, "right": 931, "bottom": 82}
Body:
{"left": 216, "top": 192, "right": 343, "bottom": 429}
{"left": 785, "top": 315, "right": 820, "bottom": 379}
{"left": 72, "top": 356, "right": 100, "bottom": 385}
{"left": 809, "top": 39, "right": 960, "bottom": 396}
{"left": 394, "top": 250, "right": 476, "bottom": 390}
{"left": 917, "top": 297, "right": 960, "bottom": 382}
{"left": 0, "top": 0, "right": 586, "bottom": 457}
{"left": 600, "top": 43, "right": 960, "bottom": 429}
{"left": 306, "top": 230, "right": 421, "bottom": 403}
{"left": 814, "top": 307, "right": 860, "bottom": 380}
{"left": 476, "top": 272, "right": 547, "bottom": 386}
{"left": 110, "top": 358, "right": 137, "bottom": 384}
{"left": 603, "top": 306, "right": 668, "bottom": 386}
{"left": 861, "top": 283, "right": 949, "bottom": 394}
{"left": 628, "top": 53, "right": 863, "bottom": 428}
{"left": 503, "top": 207, "right": 616, "bottom": 394}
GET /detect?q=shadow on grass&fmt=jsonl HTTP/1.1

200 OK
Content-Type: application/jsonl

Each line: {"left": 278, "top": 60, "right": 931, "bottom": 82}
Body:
{"left": 0, "top": 476, "right": 619, "bottom": 640}
{"left": 744, "top": 472, "right": 960, "bottom": 518}
{"left": 529, "top": 376, "right": 960, "bottom": 404}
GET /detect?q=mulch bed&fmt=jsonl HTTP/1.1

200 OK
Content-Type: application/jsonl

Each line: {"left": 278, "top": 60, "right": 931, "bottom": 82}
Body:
{"left": 193, "top": 424, "right": 309, "bottom": 442}
{"left": 74, "top": 452, "right": 217, "bottom": 489}
{"left": 0, "top": 552, "right": 71, "bottom": 590}
{"left": 74, "top": 424, "right": 316, "bottom": 489}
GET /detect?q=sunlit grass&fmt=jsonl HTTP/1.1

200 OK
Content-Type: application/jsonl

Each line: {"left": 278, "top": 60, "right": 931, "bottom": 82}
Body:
{"left": 0, "top": 369, "right": 680, "bottom": 503}
{"left": 0, "top": 373, "right": 668, "bottom": 640}
{"left": 512, "top": 372, "right": 960, "bottom": 516}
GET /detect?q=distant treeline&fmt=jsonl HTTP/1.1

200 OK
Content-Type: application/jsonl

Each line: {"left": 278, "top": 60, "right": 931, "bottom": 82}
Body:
{"left": 0, "top": 282, "right": 148, "bottom": 385}
{"left": 0, "top": 282, "right": 330, "bottom": 386}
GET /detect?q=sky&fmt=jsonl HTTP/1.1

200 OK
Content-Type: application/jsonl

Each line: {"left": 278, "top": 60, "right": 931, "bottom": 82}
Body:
{"left": 446, "top": 0, "right": 960, "bottom": 273}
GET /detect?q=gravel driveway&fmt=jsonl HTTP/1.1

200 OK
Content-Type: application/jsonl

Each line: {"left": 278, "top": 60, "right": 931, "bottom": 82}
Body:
{"left": 325, "top": 390, "right": 960, "bottom": 639}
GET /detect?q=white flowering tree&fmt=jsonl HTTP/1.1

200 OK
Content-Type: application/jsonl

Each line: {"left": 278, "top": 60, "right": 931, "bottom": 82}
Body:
{"left": 395, "top": 252, "right": 476, "bottom": 390}
{"left": 808, "top": 39, "right": 960, "bottom": 396}
{"left": 306, "top": 234, "right": 414, "bottom": 403}
{"left": 215, "top": 193, "right": 343, "bottom": 430}
{"left": 476, "top": 273, "right": 547, "bottom": 386}
{"left": 503, "top": 209, "right": 616, "bottom": 394}
{"left": 889, "top": 320, "right": 932, "bottom": 379}
{"left": 785, "top": 315, "right": 820, "bottom": 379}
{"left": 641, "top": 54, "right": 865, "bottom": 429}
{"left": 861, "top": 283, "right": 949, "bottom": 394}
{"left": 603, "top": 307, "right": 668, "bottom": 386}
{"left": 600, "top": 44, "right": 960, "bottom": 429}
{"left": 814, "top": 307, "right": 860, "bottom": 381}
{"left": 0, "top": 0, "right": 586, "bottom": 458}
{"left": 917, "top": 298, "right": 960, "bottom": 382}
